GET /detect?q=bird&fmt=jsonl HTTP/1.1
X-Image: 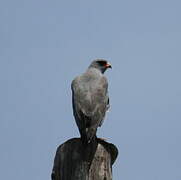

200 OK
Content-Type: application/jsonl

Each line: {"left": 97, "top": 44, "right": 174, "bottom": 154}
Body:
{"left": 71, "top": 59, "right": 112, "bottom": 144}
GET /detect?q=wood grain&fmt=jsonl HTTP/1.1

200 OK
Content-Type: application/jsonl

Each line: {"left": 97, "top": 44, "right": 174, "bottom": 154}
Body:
{"left": 51, "top": 138, "right": 118, "bottom": 180}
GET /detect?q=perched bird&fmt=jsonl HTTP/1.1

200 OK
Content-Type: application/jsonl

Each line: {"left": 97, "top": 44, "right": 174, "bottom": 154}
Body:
{"left": 71, "top": 59, "right": 112, "bottom": 144}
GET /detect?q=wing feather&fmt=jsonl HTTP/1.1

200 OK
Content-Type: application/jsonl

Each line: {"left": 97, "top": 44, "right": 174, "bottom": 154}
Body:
{"left": 71, "top": 73, "right": 110, "bottom": 142}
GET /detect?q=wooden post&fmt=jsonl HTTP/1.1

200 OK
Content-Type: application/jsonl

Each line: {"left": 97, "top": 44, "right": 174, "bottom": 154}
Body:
{"left": 51, "top": 138, "right": 118, "bottom": 180}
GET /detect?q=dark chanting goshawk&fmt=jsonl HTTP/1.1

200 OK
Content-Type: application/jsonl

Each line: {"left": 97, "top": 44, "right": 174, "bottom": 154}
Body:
{"left": 71, "top": 59, "right": 112, "bottom": 144}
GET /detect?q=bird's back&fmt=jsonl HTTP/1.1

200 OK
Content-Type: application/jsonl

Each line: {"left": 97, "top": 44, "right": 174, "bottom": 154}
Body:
{"left": 72, "top": 69, "right": 108, "bottom": 118}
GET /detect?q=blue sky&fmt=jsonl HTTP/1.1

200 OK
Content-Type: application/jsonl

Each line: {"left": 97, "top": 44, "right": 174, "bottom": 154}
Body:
{"left": 1, "top": 0, "right": 181, "bottom": 179}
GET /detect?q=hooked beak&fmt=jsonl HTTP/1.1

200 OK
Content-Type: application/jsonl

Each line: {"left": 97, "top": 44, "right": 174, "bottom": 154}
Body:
{"left": 105, "top": 62, "right": 112, "bottom": 69}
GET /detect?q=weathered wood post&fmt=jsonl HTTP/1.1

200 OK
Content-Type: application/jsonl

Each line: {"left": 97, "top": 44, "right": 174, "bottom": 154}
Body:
{"left": 51, "top": 138, "right": 118, "bottom": 180}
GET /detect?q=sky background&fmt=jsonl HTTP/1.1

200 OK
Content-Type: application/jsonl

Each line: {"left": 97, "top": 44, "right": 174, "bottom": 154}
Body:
{"left": 1, "top": 0, "right": 181, "bottom": 179}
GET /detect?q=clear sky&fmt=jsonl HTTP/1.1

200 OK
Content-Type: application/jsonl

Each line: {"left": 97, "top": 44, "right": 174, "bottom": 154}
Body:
{"left": 1, "top": 0, "right": 181, "bottom": 179}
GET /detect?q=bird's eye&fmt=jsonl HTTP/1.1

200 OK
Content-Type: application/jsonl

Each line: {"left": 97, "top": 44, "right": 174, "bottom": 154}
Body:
{"left": 97, "top": 61, "right": 107, "bottom": 67}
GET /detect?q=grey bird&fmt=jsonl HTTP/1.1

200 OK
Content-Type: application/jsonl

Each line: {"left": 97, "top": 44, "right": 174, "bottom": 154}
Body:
{"left": 71, "top": 59, "right": 112, "bottom": 144}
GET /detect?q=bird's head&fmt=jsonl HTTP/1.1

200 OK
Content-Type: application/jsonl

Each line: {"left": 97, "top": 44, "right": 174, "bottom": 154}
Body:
{"left": 89, "top": 59, "right": 112, "bottom": 74}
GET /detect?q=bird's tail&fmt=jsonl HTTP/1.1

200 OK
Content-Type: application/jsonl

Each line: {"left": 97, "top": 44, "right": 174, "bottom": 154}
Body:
{"left": 78, "top": 110, "right": 97, "bottom": 144}
{"left": 80, "top": 127, "right": 97, "bottom": 145}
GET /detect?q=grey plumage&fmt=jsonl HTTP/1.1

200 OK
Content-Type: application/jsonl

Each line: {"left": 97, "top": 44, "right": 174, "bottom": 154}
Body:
{"left": 71, "top": 59, "right": 111, "bottom": 144}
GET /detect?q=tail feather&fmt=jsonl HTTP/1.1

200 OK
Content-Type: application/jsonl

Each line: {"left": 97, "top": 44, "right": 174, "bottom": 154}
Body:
{"left": 80, "top": 127, "right": 97, "bottom": 144}
{"left": 78, "top": 110, "right": 97, "bottom": 144}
